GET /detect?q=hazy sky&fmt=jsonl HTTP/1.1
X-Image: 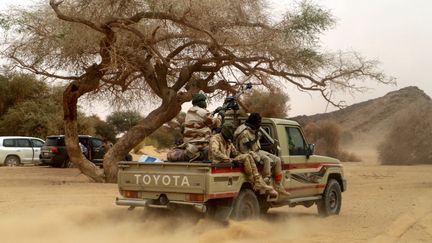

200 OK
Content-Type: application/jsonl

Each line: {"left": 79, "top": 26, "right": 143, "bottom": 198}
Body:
{"left": 271, "top": 0, "right": 432, "bottom": 115}
{"left": 1, "top": 0, "right": 431, "bottom": 117}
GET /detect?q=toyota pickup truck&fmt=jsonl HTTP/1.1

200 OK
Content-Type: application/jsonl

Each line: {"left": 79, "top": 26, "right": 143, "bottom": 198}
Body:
{"left": 115, "top": 118, "right": 347, "bottom": 220}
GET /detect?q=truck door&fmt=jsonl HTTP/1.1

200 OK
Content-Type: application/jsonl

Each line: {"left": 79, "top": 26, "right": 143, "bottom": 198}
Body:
{"left": 89, "top": 138, "right": 104, "bottom": 162}
{"left": 16, "top": 139, "right": 34, "bottom": 164}
{"left": 31, "top": 139, "right": 44, "bottom": 163}
{"left": 285, "top": 127, "right": 321, "bottom": 197}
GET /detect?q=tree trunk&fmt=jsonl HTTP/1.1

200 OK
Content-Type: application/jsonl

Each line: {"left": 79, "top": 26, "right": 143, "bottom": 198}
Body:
{"left": 64, "top": 120, "right": 105, "bottom": 182}
{"left": 63, "top": 65, "right": 105, "bottom": 182}
{"left": 103, "top": 92, "right": 182, "bottom": 182}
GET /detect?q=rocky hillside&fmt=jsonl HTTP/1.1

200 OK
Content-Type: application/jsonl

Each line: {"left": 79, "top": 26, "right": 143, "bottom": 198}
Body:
{"left": 291, "top": 86, "right": 432, "bottom": 161}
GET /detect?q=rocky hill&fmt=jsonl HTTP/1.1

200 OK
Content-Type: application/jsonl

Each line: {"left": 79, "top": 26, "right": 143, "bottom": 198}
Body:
{"left": 291, "top": 86, "right": 432, "bottom": 162}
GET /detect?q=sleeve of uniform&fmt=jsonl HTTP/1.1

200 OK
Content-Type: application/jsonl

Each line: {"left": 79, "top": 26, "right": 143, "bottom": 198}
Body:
{"left": 249, "top": 151, "right": 260, "bottom": 162}
{"left": 236, "top": 132, "right": 250, "bottom": 153}
{"left": 212, "top": 115, "right": 222, "bottom": 128}
{"left": 229, "top": 143, "right": 239, "bottom": 157}
{"left": 209, "top": 137, "right": 231, "bottom": 163}
{"left": 203, "top": 110, "right": 214, "bottom": 127}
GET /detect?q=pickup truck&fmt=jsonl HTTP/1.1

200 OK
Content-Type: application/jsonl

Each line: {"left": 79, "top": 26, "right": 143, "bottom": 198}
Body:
{"left": 115, "top": 118, "right": 347, "bottom": 220}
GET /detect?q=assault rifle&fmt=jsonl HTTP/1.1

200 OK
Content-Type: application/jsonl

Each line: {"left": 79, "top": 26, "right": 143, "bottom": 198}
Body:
{"left": 212, "top": 82, "right": 252, "bottom": 127}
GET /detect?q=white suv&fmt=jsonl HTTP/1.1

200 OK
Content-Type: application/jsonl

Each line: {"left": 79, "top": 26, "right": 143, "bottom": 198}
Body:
{"left": 0, "top": 136, "right": 45, "bottom": 166}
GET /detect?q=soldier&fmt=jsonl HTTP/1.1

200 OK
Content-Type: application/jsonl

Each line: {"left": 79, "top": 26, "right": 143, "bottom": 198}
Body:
{"left": 183, "top": 92, "right": 221, "bottom": 160}
{"left": 234, "top": 113, "right": 290, "bottom": 196}
{"left": 209, "top": 123, "right": 277, "bottom": 196}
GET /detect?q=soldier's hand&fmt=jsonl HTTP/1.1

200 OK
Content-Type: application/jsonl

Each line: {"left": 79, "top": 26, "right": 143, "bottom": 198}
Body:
{"left": 256, "top": 160, "right": 264, "bottom": 166}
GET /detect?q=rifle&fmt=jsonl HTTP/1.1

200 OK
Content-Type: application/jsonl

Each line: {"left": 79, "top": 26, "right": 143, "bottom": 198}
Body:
{"left": 213, "top": 83, "right": 252, "bottom": 127}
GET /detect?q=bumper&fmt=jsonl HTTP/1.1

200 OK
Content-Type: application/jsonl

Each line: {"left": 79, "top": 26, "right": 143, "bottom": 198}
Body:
{"left": 115, "top": 197, "right": 207, "bottom": 213}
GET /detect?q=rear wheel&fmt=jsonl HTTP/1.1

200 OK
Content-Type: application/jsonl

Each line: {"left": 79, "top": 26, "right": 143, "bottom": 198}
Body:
{"left": 231, "top": 189, "right": 260, "bottom": 220}
{"left": 206, "top": 199, "right": 234, "bottom": 221}
{"left": 317, "top": 179, "right": 342, "bottom": 216}
{"left": 257, "top": 195, "right": 270, "bottom": 214}
{"left": 62, "top": 158, "right": 74, "bottom": 168}
{"left": 5, "top": 156, "right": 20, "bottom": 166}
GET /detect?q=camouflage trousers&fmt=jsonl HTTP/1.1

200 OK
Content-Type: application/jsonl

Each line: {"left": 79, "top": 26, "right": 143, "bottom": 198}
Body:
{"left": 233, "top": 153, "right": 259, "bottom": 180}
{"left": 257, "top": 150, "right": 282, "bottom": 178}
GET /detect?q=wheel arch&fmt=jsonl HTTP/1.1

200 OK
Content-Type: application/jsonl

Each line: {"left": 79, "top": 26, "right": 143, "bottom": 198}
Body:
{"left": 240, "top": 181, "right": 254, "bottom": 192}
{"left": 327, "top": 173, "right": 345, "bottom": 192}
{"left": 3, "top": 154, "right": 21, "bottom": 165}
{"left": 5, "top": 154, "right": 21, "bottom": 162}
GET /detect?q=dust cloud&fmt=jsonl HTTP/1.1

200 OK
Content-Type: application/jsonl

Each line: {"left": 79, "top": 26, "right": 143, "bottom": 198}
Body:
{"left": 0, "top": 206, "right": 322, "bottom": 243}
{"left": 1, "top": 164, "right": 432, "bottom": 242}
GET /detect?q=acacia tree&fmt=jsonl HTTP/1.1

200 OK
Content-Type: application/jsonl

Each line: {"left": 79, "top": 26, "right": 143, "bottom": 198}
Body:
{"left": 1, "top": 0, "right": 393, "bottom": 182}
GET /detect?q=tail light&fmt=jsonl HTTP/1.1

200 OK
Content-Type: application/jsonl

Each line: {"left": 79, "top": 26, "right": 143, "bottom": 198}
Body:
{"left": 186, "top": 194, "right": 204, "bottom": 202}
{"left": 123, "top": 191, "right": 139, "bottom": 198}
{"left": 51, "top": 147, "right": 58, "bottom": 153}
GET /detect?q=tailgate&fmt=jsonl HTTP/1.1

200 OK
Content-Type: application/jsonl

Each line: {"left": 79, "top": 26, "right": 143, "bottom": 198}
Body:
{"left": 118, "top": 162, "right": 210, "bottom": 194}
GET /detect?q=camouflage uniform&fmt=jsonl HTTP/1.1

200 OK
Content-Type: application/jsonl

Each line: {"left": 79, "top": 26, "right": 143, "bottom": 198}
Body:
{"left": 234, "top": 123, "right": 289, "bottom": 196}
{"left": 183, "top": 106, "right": 220, "bottom": 145}
{"left": 209, "top": 129, "right": 277, "bottom": 196}
{"left": 182, "top": 93, "right": 221, "bottom": 160}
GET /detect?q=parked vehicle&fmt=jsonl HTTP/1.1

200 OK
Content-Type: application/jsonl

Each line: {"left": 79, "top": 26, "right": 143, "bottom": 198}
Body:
{"left": 0, "top": 136, "right": 45, "bottom": 166}
{"left": 40, "top": 135, "right": 105, "bottom": 168}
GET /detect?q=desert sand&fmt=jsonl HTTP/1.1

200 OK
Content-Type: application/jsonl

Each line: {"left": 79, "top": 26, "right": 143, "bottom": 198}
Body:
{"left": 0, "top": 161, "right": 431, "bottom": 243}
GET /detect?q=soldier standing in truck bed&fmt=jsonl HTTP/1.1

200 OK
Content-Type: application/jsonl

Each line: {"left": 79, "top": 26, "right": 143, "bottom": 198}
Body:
{"left": 234, "top": 113, "right": 290, "bottom": 196}
{"left": 209, "top": 123, "right": 277, "bottom": 196}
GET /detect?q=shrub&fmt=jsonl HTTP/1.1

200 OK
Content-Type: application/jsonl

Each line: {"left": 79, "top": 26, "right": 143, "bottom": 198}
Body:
{"left": 241, "top": 89, "right": 290, "bottom": 118}
{"left": 378, "top": 101, "right": 432, "bottom": 165}
{"left": 304, "top": 121, "right": 361, "bottom": 162}
{"left": 145, "top": 126, "right": 182, "bottom": 149}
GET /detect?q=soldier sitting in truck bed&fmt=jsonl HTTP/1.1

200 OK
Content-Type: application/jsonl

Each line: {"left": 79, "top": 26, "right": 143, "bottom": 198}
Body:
{"left": 182, "top": 92, "right": 221, "bottom": 161}
{"left": 209, "top": 122, "right": 277, "bottom": 196}
{"left": 234, "top": 113, "right": 290, "bottom": 196}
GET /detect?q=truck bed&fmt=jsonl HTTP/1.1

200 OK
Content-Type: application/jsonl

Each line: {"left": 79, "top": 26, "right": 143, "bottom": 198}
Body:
{"left": 116, "top": 161, "right": 246, "bottom": 211}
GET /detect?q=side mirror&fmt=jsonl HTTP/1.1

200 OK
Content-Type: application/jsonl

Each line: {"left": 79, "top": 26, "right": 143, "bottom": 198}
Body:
{"left": 306, "top": 144, "right": 315, "bottom": 159}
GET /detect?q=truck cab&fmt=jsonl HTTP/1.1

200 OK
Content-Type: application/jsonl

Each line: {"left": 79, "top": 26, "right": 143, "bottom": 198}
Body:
{"left": 116, "top": 118, "right": 347, "bottom": 220}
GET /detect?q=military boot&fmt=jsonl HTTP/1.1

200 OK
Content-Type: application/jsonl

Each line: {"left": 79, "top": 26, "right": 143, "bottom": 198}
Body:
{"left": 263, "top": 176, "right": 271, "bottom": 185}
{"left": 253, "top": 174, "right": 278, "bottom": 197}
{"left": 274, "top": 183, "right": 290, "bottom": 196}
{"left": 273, "top": 173, "right": 290, "bottom": 196}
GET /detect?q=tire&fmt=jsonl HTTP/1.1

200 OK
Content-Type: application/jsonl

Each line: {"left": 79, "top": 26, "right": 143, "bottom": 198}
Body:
{"left": 62, "top": 158, "right": 74, "bottom": 168}
{"left": 231, "top": 189, "right": 260, "bottom": 220}
{"left": 317, "top": 179, "right": 342, "bottom": 217}
{"left": 257, "top": 195, "right": 270, "bottom": 214}
{"left": 206, "top": 199, "right": 234, "bottom": 222}
{"left": 4, "top": 155, "right": 20, "bottom": 166}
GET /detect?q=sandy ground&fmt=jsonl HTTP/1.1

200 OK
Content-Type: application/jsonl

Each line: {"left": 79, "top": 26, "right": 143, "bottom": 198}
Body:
{"left": 0, "top": 162, "right": 431, "bottom": 243}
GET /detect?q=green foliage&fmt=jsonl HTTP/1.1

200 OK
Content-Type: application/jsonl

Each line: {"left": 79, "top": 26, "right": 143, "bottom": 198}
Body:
{"left": 287, "top": 2, "right": 335, "bottom": 38}
{"left": 106, "top": 110, "right": 143, "bottom": 134}
{"left": 0, "top": 98, "right": 63, "bottom": 138}
{"left": 241, "top": 89, "right": 290, "bottom": 118}
{"left": 145, "top": 125, "right": 182, "bottom": 149}
{"left": 378, "top": 101, "right": 432, "bottom": 165}
{"left": 304, "top": 121, "right": 361, "bottom": 162}
{"left": 0, "top": 73, "right": 104, "bottom": 139}
{"left": 94, "top": 120, "right": 117, "bottom": 142}
{"left": 0, "top": 73, "right": 49, "bottom": 117}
